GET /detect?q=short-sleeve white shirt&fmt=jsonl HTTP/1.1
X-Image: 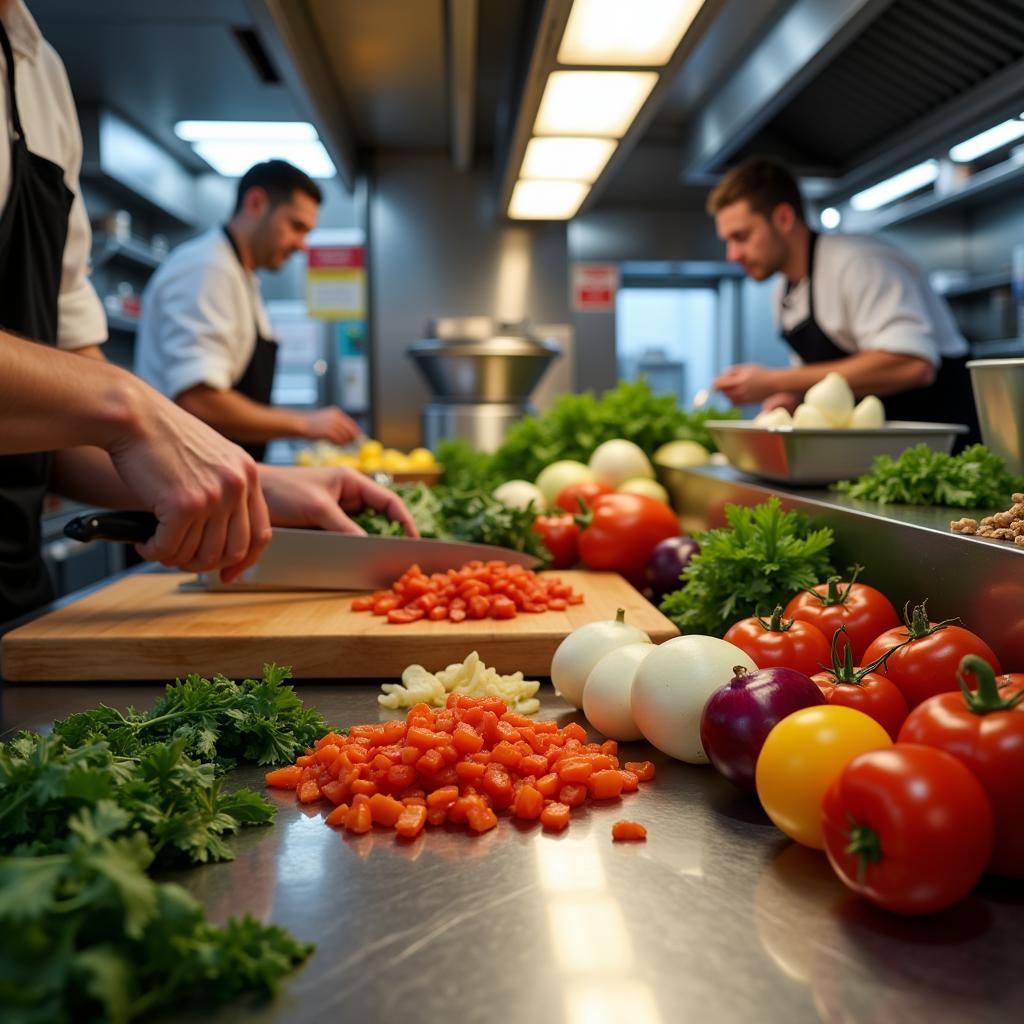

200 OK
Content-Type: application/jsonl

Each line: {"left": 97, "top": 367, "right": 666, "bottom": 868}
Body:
{"left": 774, "top": 233, "right": 968, "bottom": 367}
{"left": 0, "top": 0, "right": 106, "bottom": 349}
{"left": 134, "top": 227, "right": 273, "bottom": 399}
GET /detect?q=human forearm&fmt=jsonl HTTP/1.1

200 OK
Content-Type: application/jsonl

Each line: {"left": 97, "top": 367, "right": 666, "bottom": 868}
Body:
{"left": 50, "top": 447, "right": 141, "bottom": 508}
{"left": 0, "top": 331, "right": 142, "bottom": 454}
{"left": 771, "top": 351, "right": 936, "bottom": 397}
{"left": 176, "top": 384, "right": 307, "bottom": 442}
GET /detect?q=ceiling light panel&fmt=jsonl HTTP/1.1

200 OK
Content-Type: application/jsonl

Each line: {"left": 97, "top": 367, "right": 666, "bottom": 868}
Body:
{"left": 520, "top": 137, "right": 617, "bottom": 182}
{"left": 191, "top": 140, "right": 336, "bottom": 179}
{"left": 849, "top": 160, "right": 939, "bottom": 212}
{"left": 174, "top": 120, "right": 318, "bottom": 142}
{"left": 948, "top": 118, "right": 1024, "bottom": 163}
{"left": 508, "top": 179, "right": 590, "bottom": 219}
{"left": 558, "top": 0, "right": 705, "bottom": 66}
{"left": 533, "top": 71, "right": 658, "bottom": 137}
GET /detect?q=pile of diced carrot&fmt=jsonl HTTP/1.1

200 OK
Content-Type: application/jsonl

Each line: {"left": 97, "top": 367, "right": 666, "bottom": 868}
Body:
{"left": 265, "top": 692, "right": 654, "bottom": 839}
{"left": 350, "top": 560, "right": 584, "bottom": 624}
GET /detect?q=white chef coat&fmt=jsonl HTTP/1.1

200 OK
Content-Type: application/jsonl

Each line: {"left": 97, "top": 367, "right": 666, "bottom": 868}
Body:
{"left": 0, "top": 0, "right": 106, "bottom": 349}
{"left": 774, "top": 232, "right": 968, "bottom": 367}
{"left": 134, "top": 227, "right": 273, "bottom": 399}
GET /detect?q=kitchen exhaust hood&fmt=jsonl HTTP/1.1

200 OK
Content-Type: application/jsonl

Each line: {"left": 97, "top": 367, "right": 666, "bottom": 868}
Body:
{"left": 679, "top": 0, "right": 1024, "bottom": 199}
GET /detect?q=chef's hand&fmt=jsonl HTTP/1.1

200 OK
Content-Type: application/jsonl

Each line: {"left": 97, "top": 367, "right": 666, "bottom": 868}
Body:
{"left": 301, "top": 406, "right": 362, "bottom": 445}
{"left": 713, "top": 364, "right": 783, "bottom": 405}
{"left": 258, "top": 465, "right": 420, "bottom": 537}
{"left": 106, "top": 388, "right": 271, "bottom": 583}
{"left": 761, "top": 391, "right": 801, "bottom": 414}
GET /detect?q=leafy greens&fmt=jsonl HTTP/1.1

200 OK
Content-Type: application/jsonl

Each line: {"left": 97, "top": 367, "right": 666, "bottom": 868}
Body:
{"left": 659, "top": 498, "right": 835, "bottom": 638}
{"left": 833, "top": 444, "right": 1024, "bottom": 509}
{"left": 436, "top": 379, "right": 739, "bottom": 488}
{"left": 354, "top": 482, "right": 548, "bottom": 560}
{"left": 0, "top": 664, "right": 327, "bottom": 1022}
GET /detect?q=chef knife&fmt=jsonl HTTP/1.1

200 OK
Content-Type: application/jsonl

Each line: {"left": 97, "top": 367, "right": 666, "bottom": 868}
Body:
{"left": 64, "top": 511, "right": 541, "bottom": 591}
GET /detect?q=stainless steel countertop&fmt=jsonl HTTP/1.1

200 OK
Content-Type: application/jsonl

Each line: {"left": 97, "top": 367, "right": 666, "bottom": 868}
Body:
{"left": 667, "top": 465, "right": 1024, "bottom": 668}
{"left": 3, "top": 680, "right": 1022, "bottom": 1024}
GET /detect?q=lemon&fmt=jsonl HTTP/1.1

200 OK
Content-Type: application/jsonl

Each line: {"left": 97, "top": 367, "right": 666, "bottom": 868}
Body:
{"left": 360, "top": 439, "right": 383, "bottom": 460}
{"left": 295, "top": 449, "right": 315, "bottom": 467}
{"left": 408, "top": 447, "right": 436, "bottom": 468}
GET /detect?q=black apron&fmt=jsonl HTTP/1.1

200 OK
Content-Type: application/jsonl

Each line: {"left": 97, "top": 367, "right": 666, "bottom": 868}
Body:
{"left": 0, "top": 22, "right": 74, "bottom": 623}
{"left": 222, "top": 225, "right": 278, "bottom": 463}
{"left": 781, "top": 232, "right": 980, "bottom": 451}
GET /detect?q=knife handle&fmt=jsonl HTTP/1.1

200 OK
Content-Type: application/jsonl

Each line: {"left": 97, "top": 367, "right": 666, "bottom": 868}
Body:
{"left": 64, "top": 510, "right": 159, "bottom": 544}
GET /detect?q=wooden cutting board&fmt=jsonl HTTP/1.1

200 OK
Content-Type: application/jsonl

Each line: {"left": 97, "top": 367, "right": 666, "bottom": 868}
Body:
{"left": 1, "top": 570, "right": 679, "bottom": 683}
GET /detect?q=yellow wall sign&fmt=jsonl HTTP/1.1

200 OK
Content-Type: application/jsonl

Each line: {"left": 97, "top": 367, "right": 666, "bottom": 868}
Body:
{"left": 306, "top": 245, "right": 365, "bottom": 319}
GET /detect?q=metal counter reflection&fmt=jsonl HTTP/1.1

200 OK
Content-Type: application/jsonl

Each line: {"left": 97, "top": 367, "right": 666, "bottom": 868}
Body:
{"left": 537, "top": 836, "right": 663, "bottom": 1024}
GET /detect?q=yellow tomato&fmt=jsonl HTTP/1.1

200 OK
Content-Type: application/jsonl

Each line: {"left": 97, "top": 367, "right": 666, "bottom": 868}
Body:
{"left": 755, "top": 705, "right": 891, "bottom": 849}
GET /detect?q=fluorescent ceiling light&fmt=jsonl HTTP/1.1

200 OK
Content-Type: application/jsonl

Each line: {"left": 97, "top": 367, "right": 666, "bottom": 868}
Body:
{"left": 508, "top": 179, "right": 590, "bottom": 220}
{"left": 174, "top": 120, "right": 335, "bottom": 178}
{"left": 820, "top": 206, "right": 841, "bottom": 230}
{"left": 521, "top": 137, "right": 617, "bottom": 182}
{"left": 849, "top": 160, "right": 939, "bottom": 211}
{"left": 534, "top": 71, "right": 658, "bottom": 137}
{"left": 174, "top": 120, "right": 318, "bottom": 143}
{"left": 191, "top": 140, "right": 336, "bottom": 179}
{"left": 558, "top": 0, "right": 705, "bottom": 66}
{"left": 949, "top": 118, "right": 1024, "bottom": 163}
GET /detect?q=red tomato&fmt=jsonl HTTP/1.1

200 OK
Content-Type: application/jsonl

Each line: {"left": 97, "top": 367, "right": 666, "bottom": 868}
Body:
{"left": 577, "top": 493, "right": 680, "bottom": 585}
{"left": 813, "top": 671, "right": 908, "bottom": 742}
{"left": 862, "top": 603, "right": 1002, "bottom": 709}
{"left": 784, "top": 573, "right": 899, "bottom": 663}
{"left": 723, "top": 606, "right": 831, "bottom": 677}
{"left": 532, "top": 514, "right": 580, "bottom": 569}
{"left": 821, "top": 744, "right": 994, "bottom": 915}
{"left": 811, "top": 625, "right": 909, "bottom": 741}
{"left": 899, "top": 655, "right": 1024, "bottom": 877}
{"left": 554, "top": 480, "right": 614, "bottom": 515}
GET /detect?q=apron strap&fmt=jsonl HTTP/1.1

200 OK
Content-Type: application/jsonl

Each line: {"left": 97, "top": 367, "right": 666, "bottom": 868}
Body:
{"left": 805, "top": 231, "right": 819, "bottom": 324}
{"left": 0, "top": 21, "right": 25, "bottom": 142}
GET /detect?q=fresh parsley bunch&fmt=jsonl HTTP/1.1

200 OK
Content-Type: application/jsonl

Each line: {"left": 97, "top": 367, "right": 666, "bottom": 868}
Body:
{"left": 834, "top": 444, "right": 1024, "bottom": 508}
{"left": 0, "top": 804, "right": 311, "bottom": 1024}
{"left": 660, "top": 498, "right": 835, "bottom": 637}
{"left": 0, "top": 734, "right": 273, "bottom": 864}
{"left": 53, "top": 663, "right": 329, "bottom": 768}
{"left": 0, "top": 664, "right": 327, "bottom": 1021}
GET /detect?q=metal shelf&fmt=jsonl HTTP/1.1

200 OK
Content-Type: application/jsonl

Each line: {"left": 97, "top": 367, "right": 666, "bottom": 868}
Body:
{"left": 92, "top": 234, "right": 165, "bottom": 272}
{"left": 970, "top": 337, "right": 1024, "bottom": 358}
{"left": 937, "top": 270, "right": 1013, "bottom": 299}
{"left": 854, "top": 156, "right": 1024, "bottom": 232}
{"left": 105, "top": 312, "right": 139, "bottom": 334}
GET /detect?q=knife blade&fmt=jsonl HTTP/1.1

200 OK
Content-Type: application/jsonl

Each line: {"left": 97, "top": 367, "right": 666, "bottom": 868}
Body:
{"left": 64, "top": 511, "right": 541, "bottom": 591}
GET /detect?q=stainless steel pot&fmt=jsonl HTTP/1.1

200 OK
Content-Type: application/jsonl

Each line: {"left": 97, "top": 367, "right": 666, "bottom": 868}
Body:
{"left": 968, "top": 358, "right": 1024, "bottom": 474}
{"left": 407, "top": 318, "right": 560, "bottom": 403}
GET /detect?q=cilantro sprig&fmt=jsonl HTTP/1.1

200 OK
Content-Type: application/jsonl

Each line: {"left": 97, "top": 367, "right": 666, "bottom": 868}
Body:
{"left": 659, "top": 498, "right": 836, "bottom": 637}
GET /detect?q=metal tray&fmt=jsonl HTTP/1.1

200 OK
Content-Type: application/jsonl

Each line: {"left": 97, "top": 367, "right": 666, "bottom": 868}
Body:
{"left": 702, "top": 420, "right": 967, "bottom": 485}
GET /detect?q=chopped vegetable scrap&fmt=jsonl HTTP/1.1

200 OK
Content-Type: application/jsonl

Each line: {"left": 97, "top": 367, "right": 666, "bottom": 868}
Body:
{"left": 612, "top": 820, "right": 648, "bottom": 841}
{"left": 352, "top": 560, "right": 584, "bottom": 624}
{"left": 379, "top": 651, "right": 541, "bottom": 714}
{"left": 266, "top": 694, "right": 655, "bottom": 839}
